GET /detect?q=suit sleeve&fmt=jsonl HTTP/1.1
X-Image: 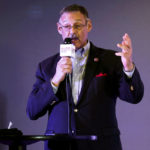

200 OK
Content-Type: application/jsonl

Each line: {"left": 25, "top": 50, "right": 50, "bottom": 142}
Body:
{"left": 117, "top": 65, "right": 144, "bottom": 104}
{"left": 26, "top": 63, "right": 59, "bottom": 120}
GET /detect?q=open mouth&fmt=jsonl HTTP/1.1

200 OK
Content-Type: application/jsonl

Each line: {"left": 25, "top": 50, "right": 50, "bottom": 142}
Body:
{"left": 71, "top": 37, "right": 79, "bottom": 43}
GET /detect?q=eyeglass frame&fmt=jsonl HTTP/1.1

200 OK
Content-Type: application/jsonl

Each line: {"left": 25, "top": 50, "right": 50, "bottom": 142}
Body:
{"left": 58, "top": 20, "right": 88, "bottom": 31}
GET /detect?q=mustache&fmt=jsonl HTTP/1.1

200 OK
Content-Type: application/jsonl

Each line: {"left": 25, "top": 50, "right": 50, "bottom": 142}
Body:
{"left": 69, "top": 35, "right": 79, "bottom": 40}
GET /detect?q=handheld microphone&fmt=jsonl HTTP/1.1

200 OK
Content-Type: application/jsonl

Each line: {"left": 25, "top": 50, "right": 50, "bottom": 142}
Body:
{"left": 60, "top": 38, "right": 75, "bottom": 134}
{"left": 60, "top": 38, "right": 75, "bottom": 58}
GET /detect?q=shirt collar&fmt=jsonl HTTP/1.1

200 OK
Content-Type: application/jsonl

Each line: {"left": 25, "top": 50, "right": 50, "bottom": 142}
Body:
{"left": 76, "top": 41, "right": 90, "bottom": 57}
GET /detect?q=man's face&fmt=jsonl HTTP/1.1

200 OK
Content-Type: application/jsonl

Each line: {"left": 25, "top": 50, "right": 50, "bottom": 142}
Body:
{"left": 57, "top": 11, "right": 92, "bottom": 50}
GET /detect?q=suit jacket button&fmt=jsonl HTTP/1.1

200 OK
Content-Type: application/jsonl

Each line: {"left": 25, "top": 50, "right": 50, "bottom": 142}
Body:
{"left": 74, "top": 109, "right": 78, "bottom": 112}
{"left": 130, "top": 85, "right": 134, "bottom": 91}
{"left": 72, "top": 130, "right": 75, "bottom": 134}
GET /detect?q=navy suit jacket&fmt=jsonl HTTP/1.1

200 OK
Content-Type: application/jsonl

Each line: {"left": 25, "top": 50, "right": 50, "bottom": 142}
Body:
{"left": 27, "top": 43, "right": 144, "bottom": 150}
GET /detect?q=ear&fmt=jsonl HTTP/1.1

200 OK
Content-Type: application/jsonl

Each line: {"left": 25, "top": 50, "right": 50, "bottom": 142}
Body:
{"left": 87, "top": 19, "right": 92, "bottom": 32}
{"left": 57, "top": 22, "right": 62, "bottom": 35}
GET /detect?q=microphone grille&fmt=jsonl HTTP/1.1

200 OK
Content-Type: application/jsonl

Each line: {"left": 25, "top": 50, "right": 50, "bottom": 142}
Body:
{"left": 64, "top": 38, "right": 72, "bottom": 44}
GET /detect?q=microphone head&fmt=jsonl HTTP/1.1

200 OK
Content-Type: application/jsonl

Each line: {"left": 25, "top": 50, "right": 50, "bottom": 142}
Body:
{"left": 63, "top": 38, "right": 72, "bottom": 44}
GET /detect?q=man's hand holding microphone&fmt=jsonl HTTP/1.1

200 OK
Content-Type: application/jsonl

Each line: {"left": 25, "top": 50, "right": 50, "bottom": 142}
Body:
{"left": 51, "top": 38, "right": 75, "bottom": 87}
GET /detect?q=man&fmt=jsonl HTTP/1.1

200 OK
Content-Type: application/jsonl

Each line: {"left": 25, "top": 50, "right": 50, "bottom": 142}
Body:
{"left": 26, "top": 4, "right": 144, "bottom": 150}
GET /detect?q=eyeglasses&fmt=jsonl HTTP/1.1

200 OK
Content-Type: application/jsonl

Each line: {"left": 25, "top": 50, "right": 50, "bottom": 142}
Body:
{"left": 59, "top": 23, "right": 87, "bottom": 31}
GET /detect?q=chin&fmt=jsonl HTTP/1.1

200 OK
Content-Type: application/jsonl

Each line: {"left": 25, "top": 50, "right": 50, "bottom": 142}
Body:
{"left": 73, "top": 43, "right": 82, "bottom": 50}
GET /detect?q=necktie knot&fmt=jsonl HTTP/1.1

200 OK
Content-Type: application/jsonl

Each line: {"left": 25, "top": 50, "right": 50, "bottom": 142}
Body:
{"left": 76, "top": 48, "right": 84, "bottom": 58}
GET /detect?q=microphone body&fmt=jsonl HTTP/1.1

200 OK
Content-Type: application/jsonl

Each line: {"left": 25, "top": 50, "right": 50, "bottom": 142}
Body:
{"left": 60, "top": 38, "right": 75, "bottom": 58}
{"left": 59, "top": 38, "right": 74, "bottom": 134}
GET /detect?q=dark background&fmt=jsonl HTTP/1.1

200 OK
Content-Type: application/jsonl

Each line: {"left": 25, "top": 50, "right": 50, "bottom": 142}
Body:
{"left": 0, "top": 0, "right": 149, "bottom": 150}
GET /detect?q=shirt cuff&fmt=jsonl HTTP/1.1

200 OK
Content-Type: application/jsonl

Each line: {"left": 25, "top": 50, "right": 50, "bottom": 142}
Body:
{"left": 51, "top": 80, "right": 59, "bottom": 94}
{"left": 123, "top": 66, "right": 135, "bottom": 78}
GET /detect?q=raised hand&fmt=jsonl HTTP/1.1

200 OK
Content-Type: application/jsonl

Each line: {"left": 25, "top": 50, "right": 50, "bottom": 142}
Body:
{"left": 115, "top": 33, "right": 134, "bottom": 71}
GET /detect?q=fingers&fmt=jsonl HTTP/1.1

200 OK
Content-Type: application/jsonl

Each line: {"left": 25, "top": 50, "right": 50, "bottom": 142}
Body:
{"left": 115, "top": 33, "right": 134, "bottom": 71}
{"left": 117, "top": 33, "right": 132, "bottom": 53}
{"left": 51, "top": 57, "right": 72, "bottom": 86}
{"left": 59, "top": 57, "right": 72, "bottom": 66}
{"left": 58, "top": 57, "right": 72, "bottom": 74}
{"left": 115, "top": 52, "right": 124, "bottom": 57}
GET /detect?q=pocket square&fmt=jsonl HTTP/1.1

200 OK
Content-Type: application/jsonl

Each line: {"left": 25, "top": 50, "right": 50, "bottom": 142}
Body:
{"left": 96, "top": 73, "right": 107, "bottom": 77}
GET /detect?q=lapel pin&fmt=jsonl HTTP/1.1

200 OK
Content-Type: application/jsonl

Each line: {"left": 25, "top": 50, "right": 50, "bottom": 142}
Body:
{"left": 94, "top": 57, "right": 99, "bottom": 62}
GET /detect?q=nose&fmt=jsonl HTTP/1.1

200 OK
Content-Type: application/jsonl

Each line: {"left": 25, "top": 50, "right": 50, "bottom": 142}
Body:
{"left": 69, "top": 26, "right": 76, "bottom": 35}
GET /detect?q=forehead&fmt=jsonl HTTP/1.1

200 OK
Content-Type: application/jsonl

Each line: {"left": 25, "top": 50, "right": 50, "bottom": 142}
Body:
{"left": 59, "top": 11, "right": 86, "bottom": 24}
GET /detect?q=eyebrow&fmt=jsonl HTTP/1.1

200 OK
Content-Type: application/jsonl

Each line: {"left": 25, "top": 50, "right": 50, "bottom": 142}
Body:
{"left": 60, "top": 19, "right": 85, "bottom": 25}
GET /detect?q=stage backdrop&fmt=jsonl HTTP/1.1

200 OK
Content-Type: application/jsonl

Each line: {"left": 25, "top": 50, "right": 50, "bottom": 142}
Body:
{"left": 0, "top": 0, "right": 149, "bottom": 150}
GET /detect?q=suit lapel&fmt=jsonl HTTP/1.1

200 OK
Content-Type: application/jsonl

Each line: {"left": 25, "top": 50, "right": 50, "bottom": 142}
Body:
{"left": 77, "top": 43, "right": 103, "bottom": 105}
